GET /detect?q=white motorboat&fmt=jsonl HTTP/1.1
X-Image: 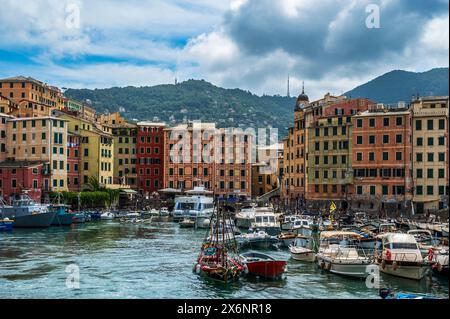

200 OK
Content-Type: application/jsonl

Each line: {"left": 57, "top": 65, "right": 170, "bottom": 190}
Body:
{"left": 407, "top": 229, "right": 446, "bottom": 258}
{"left": 432, "top": 247, "right": 449, "bottom": 276}
{"left": 173, "top": 189, "right": 214, "bottom": 228}
{"left": 250, "top": 207, "right": 280, "bottom": 236}
{"left": 179, "top": 218, "right": 195, "bottom": 228}
{"left": 235, "top": 206, "right": 256, "bottom": 229}
{"left": 281, "top": 215, "right": 299, "bottom": 231}
{"left": 376, "top": 233, "right": 431, "bottom": 280}
{"left": 316, "top": 231, "right": 376, "bottom": 278}
{"left": 100, "top": 212, "right": 115, "bottom": 220}
{"left": 289, "top": 235, "right": 316, "bottom": 262}
{"left": 292, "top": 217, "right": 314, "bottom": 237}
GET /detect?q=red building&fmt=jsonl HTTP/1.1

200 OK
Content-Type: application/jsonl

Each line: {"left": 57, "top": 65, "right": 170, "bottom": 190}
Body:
{"left": 67, "top": 132, "right": 81, "bottom": 191}
{"left": 136, "top": 122, "right": 166, "bottom": 196}
{"left": 0, "top": 160, "right": 46, "bottom": 203}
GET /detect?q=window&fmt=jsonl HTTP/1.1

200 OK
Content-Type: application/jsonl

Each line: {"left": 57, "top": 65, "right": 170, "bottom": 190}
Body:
{"left": 369, "top": 152, "right": 375, "bottom": 161}
{"left": 341, "top": 155, "right": 346, "bottom": 164}
{"left": 369, "top": 136, "right": 375, "bottom": 144}
{"left": 416, "top": 186, "right": 423, "bottom": 195}
{"left": 382, "top": 152, "right": 389, "bottom": 161}
{"left": 438, "top": 119, "right": 445, "bottom": 130}
{"left": 439, "top": 186, "right": 445, "bottom": 195}
{"left": 357, "top": 119, "right": 363, "bottom": 128}
{"left": 357, "top": 186, "right": 363, "bottom": 195}
{"left": 396, "top": 152, "right": 402, "bottom": 161}
{"left": 356, "top": 136, "right": 363, "bottom": 145}
{"left": 427, "top": 169, "right": 434, "bottom": 178}
{"left": 369, "top": 118, "right": 375, "bottom": 127}
{"left": 427, "top": 119, "right": 433, "bottom": 130}
{"left": 415, "top": 120, "right": 422, "bottom": 131}
{"left": 416, "top": 137, "right": 423, "bottom": 146}
{"left": 356, "top": 153, "right": 362, "bottom": 161}
{"left": 427, "top": 186, "right": 433, "bottom": 195}
{"left": 382, "top": 185, "right": 388, "bottom": 195}
{"left": 428, "top": 137, "right": 433, "bottom": 146}
{"left": 427, "top": 153, "right": 434, "bottom": 162}
{"left": 417, "top": 169, "right": 423, "bottom": 178}
{"left": 370, "top": 186, "right": 376, "bottom": 195}
{"left": 396, "top": 117, "right": 403, "bottom": 126}
{"left": 383, "top": 118, "right": 389, "bottom": 127}
{"left": 383, "top": 135, "right": 389, "bottom": 144}
{"left": 438, "top": 136, "right": 445, "bottom": 145}
{"left": 438, "top": 169, "right": 445, "bottom": 179}
{"left": 396, "top": 134, "right": 402, "bottom": 143}
{"left": 416, "top": 153, "right": 423, "bottom": 162}
{"left": 438, "top": 152, "right": 445, "bottom": 162}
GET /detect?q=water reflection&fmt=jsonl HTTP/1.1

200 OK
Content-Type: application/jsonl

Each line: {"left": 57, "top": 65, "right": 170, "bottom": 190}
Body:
{"left": 0, "top": 220, "right": 448, "bottom": 299}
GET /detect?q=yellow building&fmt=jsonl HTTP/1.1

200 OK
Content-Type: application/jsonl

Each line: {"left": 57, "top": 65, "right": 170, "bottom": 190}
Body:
{"left": 252, "top": 144, "right": 283, "bottom": 197}
{"left": 55, "top": 110, "right": 114, "bottom": 187}
{"left": 411, "top": 96, "right": 449, "bottom": 213}
{"left": 99, "top": 113, "right": 138, "bottom": 188}
{"left": 5, "top": 116, "right": 68, "bottom": 192}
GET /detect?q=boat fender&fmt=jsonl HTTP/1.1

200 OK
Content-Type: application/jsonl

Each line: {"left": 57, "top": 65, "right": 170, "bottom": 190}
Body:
{"left": 381, "top": 260, "right": 386, "bottom": 270}
{"left": 427, "top": 248, "right": 434, "bottom": 262}
{"left": 326, "top": 262, "right": 331, "bottom": 271}
{"left": 195, "top": 264, "right": 201, "bottom": 274}
{"left": 385, "top": 249, "right": 392, "bottom": 261}
{"left": 243, "top": 264, "right": 249, "bottom": 275}
{"left": 320, "top": 261, "right": 326, "bottom": 270}
{"left": 393, "top": 261, "right": 398, "bottom": 271}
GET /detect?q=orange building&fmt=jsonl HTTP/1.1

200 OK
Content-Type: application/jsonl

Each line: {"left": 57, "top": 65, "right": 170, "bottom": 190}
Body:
{"left": 0, "top": 76, "right": 64, "bottom": 117}
{"left": 352, "top": 105, "right": 413, "bottom": 215}
{"left": 163, "top": 122, "right": 252, "bottom": 198}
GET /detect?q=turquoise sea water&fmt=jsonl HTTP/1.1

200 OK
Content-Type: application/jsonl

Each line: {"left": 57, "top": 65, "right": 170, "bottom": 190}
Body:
{"left": 0, "top": 221, "right": 448, "bottom": 299}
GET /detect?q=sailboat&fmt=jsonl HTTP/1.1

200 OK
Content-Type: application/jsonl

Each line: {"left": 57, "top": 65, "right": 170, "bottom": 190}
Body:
{"left": 193, "top": 199, "right": 246, "bottom": 283}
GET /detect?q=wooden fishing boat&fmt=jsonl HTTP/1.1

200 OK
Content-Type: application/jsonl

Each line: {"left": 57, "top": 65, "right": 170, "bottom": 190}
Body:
{"left": 0, "top": 218, "right": 14, "bottom": 231}
{"left": 289, "top": 235, "right": 316, "bottom": 262}
{"left": 194, "top": 200, "right": 245, "bottom": 283}
{"left": 240, "top": 252, "right": 287, "bottom": 279}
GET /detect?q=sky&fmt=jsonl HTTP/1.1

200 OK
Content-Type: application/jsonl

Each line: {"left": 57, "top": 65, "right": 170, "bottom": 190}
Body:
{"left": 0, "top": 0, "right": 448, "bottom": 100}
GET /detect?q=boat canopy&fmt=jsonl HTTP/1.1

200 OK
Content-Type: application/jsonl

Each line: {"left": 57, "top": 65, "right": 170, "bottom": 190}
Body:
{"left": 383, "top": 233, "right": 418, "bottom": 244}
{"left": 320, "top": 231, "right": 365, "bottom": 239}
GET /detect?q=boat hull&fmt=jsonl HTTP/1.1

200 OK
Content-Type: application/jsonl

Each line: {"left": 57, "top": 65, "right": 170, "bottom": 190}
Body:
{"left": 378, "top": 260, "right": 430, "bottom": 280}
{"left": 245, "top": 261, "right": 286, "bottom": 279}
{"left": 51, "top": 213, "right": 73, "bottom": 226}
{"left": 290, "top": 250, "right": 315, "bottom": 262}
{"left": 318, "top": 256, "right": 373, "bottom": 278}
{"left": 0, "top": 221, "right": 14, "bottom": 231}
{"left": 7, "top": 211, "right": 57, "bottom": 228}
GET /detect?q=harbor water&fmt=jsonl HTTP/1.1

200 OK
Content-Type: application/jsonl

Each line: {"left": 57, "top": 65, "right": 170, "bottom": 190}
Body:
{"left": 0, "top": 220, "right": 448, "bottom": 299}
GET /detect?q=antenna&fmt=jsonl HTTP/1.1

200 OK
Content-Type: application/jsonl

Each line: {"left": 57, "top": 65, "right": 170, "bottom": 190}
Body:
{"left": 287, "top": 75, "right": 290, "bottom": 98}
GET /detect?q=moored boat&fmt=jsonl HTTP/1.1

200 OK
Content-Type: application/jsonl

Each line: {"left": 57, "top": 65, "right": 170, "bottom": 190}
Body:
{"left": 376, "top": 233, "right": 431, "bottom": 280}
{"left": 0, "top": 218, "right": 14, "bottom": 231}
{"left": 250, "top": 207, "right": 280, "bottom": 236}
{"left": 100, "top": 212, "right": 115, "bottom": 220}
{"left": 316, "top": 231, "right": 376, "bottom": 278}
{"left": 278, "top": 232, "right": 297, "bottom": 247}
{"left": 235, "top": 206, "right": 256, "bottom": 229}
{"left": 289, "top": 235, "right": 316, "bottom": 262}
{"left": 240, "top": 251, "right": 287, "bottom": 279}
{"left": 179, "top": 218, "right": 195, "bottom": 228}
{"left": 235, "top": 230, "right": 279, "bottom": 249}
{"left": 0, "top": 193, "right": 55, "bottom": 228}
{"left": 50, "top": 205, "right": 73, "bottom": 226}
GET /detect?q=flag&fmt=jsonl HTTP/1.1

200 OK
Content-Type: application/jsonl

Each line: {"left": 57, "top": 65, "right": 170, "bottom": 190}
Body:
{"left": 330, "top": 201, "right": 337, "bottom": 213}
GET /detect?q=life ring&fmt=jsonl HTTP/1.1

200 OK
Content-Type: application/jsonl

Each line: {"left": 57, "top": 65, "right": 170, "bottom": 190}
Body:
{"left": 385, "top": 249, "right": 392, "bottom": 261}
{"left": 427, "top": 248, "right": 434, "bottom": 262}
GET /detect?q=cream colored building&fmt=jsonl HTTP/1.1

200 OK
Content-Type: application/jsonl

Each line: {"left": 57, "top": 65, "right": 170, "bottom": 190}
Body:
{"left": 5, "top": 116, "right": 68, "bottom": 192}
{"left": 411, "top": 96, "right": 449, "bottom": 213}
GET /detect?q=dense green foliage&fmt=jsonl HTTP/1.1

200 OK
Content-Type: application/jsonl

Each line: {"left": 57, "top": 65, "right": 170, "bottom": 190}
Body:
{"left": 65, "top": 68, "right": 449, "bottom": 135}
{"left": 345, "top": 68, "right": 449, "bottom": 104}
{"left": 65, "top": 79, "right": 296, "bottom": 132}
